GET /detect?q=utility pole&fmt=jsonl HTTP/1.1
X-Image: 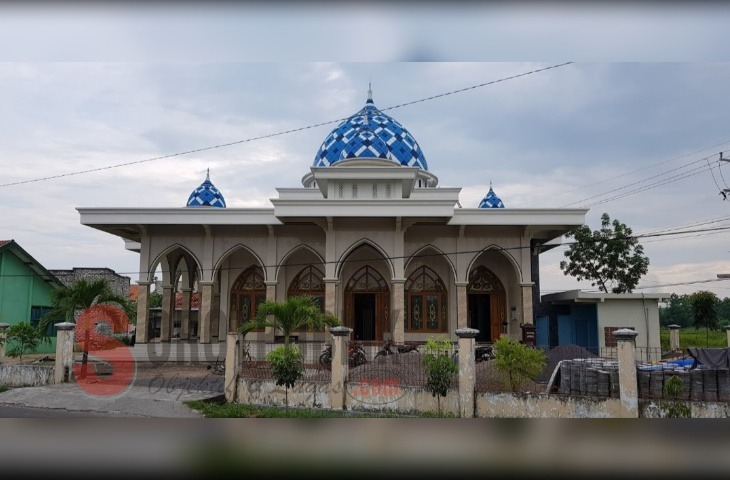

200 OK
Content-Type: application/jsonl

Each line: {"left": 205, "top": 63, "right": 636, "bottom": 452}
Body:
{"left": 720, "top": 153, "right": 730, "bottom": 200}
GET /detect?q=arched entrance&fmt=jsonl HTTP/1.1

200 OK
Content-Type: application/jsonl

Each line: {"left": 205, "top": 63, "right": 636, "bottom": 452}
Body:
{"left": 467, "top": 265, "right": 506, "bottom": 343}
{"left": 345, "top": 266, "right": 390, "bottom": 341}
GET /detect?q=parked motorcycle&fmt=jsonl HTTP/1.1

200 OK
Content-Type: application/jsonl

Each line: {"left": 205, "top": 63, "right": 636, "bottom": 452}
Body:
{"left": 451, "top": 345, "right": 494, "bottom": 364}
{"left": 319, "top": 343, "right": 368, "bottom": 368}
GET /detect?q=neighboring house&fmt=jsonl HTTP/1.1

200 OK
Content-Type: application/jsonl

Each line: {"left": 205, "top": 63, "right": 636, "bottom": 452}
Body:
{"left": 50, "top": 267, "right": 130, "bottom": 298}
{"left": 148, "top": 291, "right": 200, "bottom": 340}
{"left": 78, "top": 87, "right": 589, "bottom": 349}
{"left": 538, "top": 290, "right": 669, "bottom": 359}
{"left": 0, "top": 240, "right": 65, "bottom": 354}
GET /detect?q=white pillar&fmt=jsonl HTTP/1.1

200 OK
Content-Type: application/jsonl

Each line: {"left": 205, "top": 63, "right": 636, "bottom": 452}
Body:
{"left": 0, "top": 323, "right": 8, "bottom": 360}
{"left": 614, "top": 328, "right": 640, "bottom": 418}
{"left": 180, "top": 289, "right": 192, "bottom": 340}
{"left": 668, "top": 324, "right": 681, "bottom": 351}
{"left": 329, "top": 326, "right": 352, "bottom": 410}
{"left": 392, "top": 280, "right": 405, "bottom": 344}
{"left": 455, "top": 327, "right": 478, "bottom": 418}
{"left": 199, "top": 282, "right": 215, "bottom": 344}
{"left": 161, "top": 285, "right": 173, "bottom": 342}
{"left": 54, "top": 322, "right": 76, "bottom": 384}
{"left": 456, "top": 282, "right": 468, "bottom": 329}
{"left": 225, "top": 332, "right": 242, "bottom": 403}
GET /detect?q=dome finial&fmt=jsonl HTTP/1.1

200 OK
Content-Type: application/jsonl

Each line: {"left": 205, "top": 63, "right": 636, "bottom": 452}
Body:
{"left": 206, "top": 168, "right": 210, "bottom": 181}
{"left": 367, "top": 80, "right": 373, "bottom": 104}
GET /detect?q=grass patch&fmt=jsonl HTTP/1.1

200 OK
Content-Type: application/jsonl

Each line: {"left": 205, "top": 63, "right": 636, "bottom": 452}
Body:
{"left": 184, "top": 399, "right": 456, "bottom": 418}
{"left": 660, "top": 328, "right": 727, "bottom": 351}
{"left": 0, "top": 386, "right": 8, "bottom": 394}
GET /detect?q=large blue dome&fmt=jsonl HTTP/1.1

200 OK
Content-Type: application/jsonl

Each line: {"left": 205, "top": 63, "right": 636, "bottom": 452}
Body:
{"left": 478, "top": 182, "right": 505, "bottom": 209}
{"left": 313, "top": 87, "right": 428, "bottom": 170}
{"left": 187, "top": 169, "right": 226, "bottom": 208}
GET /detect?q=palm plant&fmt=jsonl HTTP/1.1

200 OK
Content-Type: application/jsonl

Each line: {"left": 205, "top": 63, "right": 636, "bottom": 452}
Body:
{"left": 243, "top": 295, "right": 340, "bottom": 412}
{"left": 243, "top": 295, "right": 340, "bottom": 348}
{"left": 38, "top": 279, "right": 134, "bottom": 378}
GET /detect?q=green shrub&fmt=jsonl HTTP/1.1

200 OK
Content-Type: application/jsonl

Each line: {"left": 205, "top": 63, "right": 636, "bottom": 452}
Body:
{"left": 6, "top": 322, "right": 41, "bottom": 364}
{"left": 661, "top": 374, "right": 691, "bottom": 418}
{"left": 266, "top": 345, "right": 304, "bottom": 412}
{"left": 492, "top": 337, "right": 546, "bottom": 393}
{"left": 422, "top": 337, "right": 458, "bottom": 415}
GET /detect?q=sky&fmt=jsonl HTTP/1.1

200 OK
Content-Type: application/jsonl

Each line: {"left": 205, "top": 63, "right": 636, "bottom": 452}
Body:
{"left": 3, "top": 3, "right": 730, "bottom": 300}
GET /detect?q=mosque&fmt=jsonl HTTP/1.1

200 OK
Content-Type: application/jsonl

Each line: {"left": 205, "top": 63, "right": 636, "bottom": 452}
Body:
{"left": 78, "top": 87, "right": 588, "bottom": 349}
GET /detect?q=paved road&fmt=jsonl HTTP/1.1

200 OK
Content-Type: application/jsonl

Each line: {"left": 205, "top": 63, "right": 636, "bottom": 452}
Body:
{"left": 0, "top": 405, "right": 124, "bottom": 417}
{"left": 0, "top": 382, "right": 221, "bottom": 418}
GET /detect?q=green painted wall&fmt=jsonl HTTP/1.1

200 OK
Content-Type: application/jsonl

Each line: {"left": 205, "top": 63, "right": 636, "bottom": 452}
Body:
{"left": 0, "top": 249, "right": 59, "bottom": 354}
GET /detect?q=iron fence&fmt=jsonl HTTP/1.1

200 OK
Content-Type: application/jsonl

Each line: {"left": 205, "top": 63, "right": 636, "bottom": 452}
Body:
{"left": 346, "top": 340, "right": 457, "bottom": 389}
{"left": 239, "top": 340, "right": 331, "bottom": 383}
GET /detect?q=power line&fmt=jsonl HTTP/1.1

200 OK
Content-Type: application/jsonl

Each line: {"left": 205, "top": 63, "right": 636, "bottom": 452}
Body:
{"left": 0, "top": 62, "right": 572, "bottom": 189}
{"left": 4, "top": 221, "right": 730, "bottom": 279}
{"left": 513, "top": 141, "right": 730, "bottom": 208}
{"left": 560, "top": 154, "right": 715, "bottom": 208}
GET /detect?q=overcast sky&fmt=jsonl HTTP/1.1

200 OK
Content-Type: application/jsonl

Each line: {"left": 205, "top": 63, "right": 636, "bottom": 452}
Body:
{"left": 2, "top": 3, "right": 730, "bottom": 299}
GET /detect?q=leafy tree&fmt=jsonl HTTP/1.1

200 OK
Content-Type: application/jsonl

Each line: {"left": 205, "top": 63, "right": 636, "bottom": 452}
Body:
{"left": 244, "top": 295, "right": 340, "bottom": 348}
{"left": 689, "top": 290, "right": 719, "bottom": 348}
{"left": 148, "top": 291, "right": 163, "bottom": 309}
{"left": 492, "top": 337, "right": 546, "bottom": 393}
{"left": 421, "top": 337, "right": 458, "bottom": 416}
{"left": 6, "top": 322, "right": 41, "bottom": 363}
{"left": 659, "top": 294, "right": 692, "bottom": 328}
{"left": 266, "top": 345, "right": 304, "bottom": 413}
{"left": 560, "top": 213, "right": 649, "bottom": 294}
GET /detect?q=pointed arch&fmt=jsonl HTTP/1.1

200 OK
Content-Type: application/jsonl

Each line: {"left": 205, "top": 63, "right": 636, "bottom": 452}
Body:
{"left": 344, "top": 265, "right": 390, "bottom": 340}
{"left": 467, "top": 265, "right": 505, "bottom": 293}
{"left": 229, "top": 265, "right": 267, "bottom": 332}
{"left": 148, "top": 243, "right": 202, "bottom": 286}
{"left": 288, "top": 265, "right": 326, "bottom": 314}
{"left": 405, "top": 266, "right": 448, "bottom": 333}
{"left": 336, "top": 238, "right": 394, "bottom": 278}
{"left": 214, "top": 244, "right": 266, "bottom": 282}
{"left": 275, "top": 244, "right": 325, "bottom": 283}
{"left": 405, "top": 243, "right": 456, "bottom": 280}
{"left": 465, "top": 244, "right": 522, "bottom": 283}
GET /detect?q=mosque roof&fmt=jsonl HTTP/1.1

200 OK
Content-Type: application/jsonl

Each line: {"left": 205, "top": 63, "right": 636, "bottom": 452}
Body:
{"left": 186, "top": 169, "right": 226, "bottom": 208}
{"left": 313, "top": 85, "right": 428, "bottom": 170}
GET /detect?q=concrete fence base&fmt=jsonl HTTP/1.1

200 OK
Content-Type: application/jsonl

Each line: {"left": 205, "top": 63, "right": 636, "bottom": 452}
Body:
{"left": 0, "top": 365, "right": 55, "bottom": 387}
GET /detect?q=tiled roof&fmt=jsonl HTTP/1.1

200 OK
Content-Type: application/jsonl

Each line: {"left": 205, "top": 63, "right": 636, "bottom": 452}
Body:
{"left": 313, "top": 86, "right": 428, "bottom": 170}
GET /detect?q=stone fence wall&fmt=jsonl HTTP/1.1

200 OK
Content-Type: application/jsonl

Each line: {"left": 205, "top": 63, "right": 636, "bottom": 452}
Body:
{"left": 0, "top": 365, "right": 55, "bottom": 387}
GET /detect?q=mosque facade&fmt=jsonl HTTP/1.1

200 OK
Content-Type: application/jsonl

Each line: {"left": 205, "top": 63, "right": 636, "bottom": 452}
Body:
{"left": 78, "top": 88, "right": 588, "bottom": 346}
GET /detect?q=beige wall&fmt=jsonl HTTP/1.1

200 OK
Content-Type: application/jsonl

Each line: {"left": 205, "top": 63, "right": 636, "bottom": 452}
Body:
{"left": 142, "top": 221, "right": 529, "bottom": 343}
{"left": 596, "top": 299, "right": 661, "bottom": 353}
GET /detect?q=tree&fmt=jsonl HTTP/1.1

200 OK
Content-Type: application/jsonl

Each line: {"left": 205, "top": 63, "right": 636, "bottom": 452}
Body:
{"left": 560, "top": 213, "right": 649, "bottom": 294}
{"left": 244, "top": 295, "right": 340, "bottom": 348}
{"left": 492, "top": 337, "right": 546, "bottom": 393}
{"left": 689, "top": 290, "right": 719, "bottom": 348}
{"left": 6, "top": 322, "right": 41, "bottom": 364}
{"left": 38, "top": 279, "right": 134, "bottom": 378}
{"left": 659, "top": 293, "right": 692, "bottom": 328}
{"left": 266, "top": 345, "right": 304, "bottom": 414}
{"left": 421, "top": 337, "right": 457, "bottom": 416}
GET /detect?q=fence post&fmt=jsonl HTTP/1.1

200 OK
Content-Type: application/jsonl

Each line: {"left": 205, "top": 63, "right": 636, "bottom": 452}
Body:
{"left": 614, "top": 328, "right": 639, "bottom": 418}
{"left": 54, "top": 322, "right": 76, "bottom": 384}
{"left": 726, "top": 325, "right": 730, "bottom": 348}
{"left": 329, "top": 326, "right": 352, "bottom": 410}
{"left": 0, "top": 323, "right": 8, "bottom": 360}
{"left": 455, "top": 327, "right": 478, "bottom": 418}
{"left": 668, "top": 324, "right": 681, "bottom": 351}
{"left": 224, "top": 332, "right": 243, "bottom": 403}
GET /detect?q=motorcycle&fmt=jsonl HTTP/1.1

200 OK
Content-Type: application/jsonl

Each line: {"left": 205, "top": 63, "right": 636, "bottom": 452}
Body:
{"left": 451, "top": 345, "right": 494, "bottom": 364}
{"left": 319, "top": 343, "right": 368, "bottom": 367}
{"left": 374, "top": 340, "right": 419, "bottom": 359}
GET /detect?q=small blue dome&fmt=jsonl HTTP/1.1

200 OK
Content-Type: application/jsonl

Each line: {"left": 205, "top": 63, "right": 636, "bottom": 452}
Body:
{"left": 478, "top": 183, "right": 505, "bottom": 209}
{"left": 187, "top": 170, "right": 226, "bottom": 208}
{"left": 313, "top": 85, "right": 428, "bottom": 170}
